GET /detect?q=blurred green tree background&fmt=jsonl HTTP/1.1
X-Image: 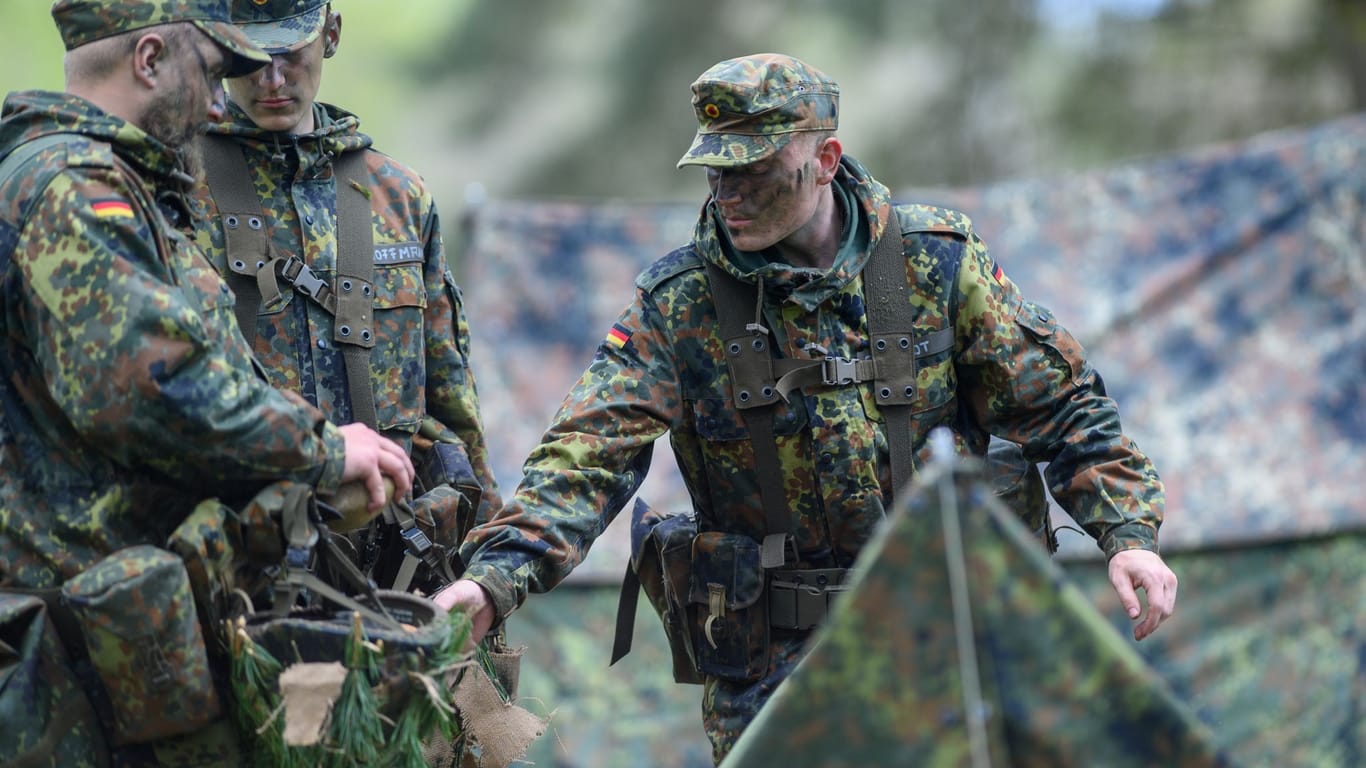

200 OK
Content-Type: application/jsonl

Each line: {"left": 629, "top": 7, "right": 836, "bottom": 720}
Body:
{"left": 4, "top": 0, "right": 1362, "bottom": 208}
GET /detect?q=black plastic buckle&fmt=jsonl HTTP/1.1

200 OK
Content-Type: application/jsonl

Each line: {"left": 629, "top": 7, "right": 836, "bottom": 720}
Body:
{"left": 822, "top": 357, "right": 858, "bottom": 386}
{"left": 400, "top": 525, "right": 433, "bottom": 556}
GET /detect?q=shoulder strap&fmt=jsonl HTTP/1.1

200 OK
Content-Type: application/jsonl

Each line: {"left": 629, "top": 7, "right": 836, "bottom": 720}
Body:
{"left": 198, "top": 135, "right": 270, "bottom": 345}
{"left": 703, "top": 261, "right": 790, "bottom": 569}
{"left": 864, "top": 223, "right": 923, "bottom": 499}
{"left": 330, "top": 150, "right": 378, "bottom": 430}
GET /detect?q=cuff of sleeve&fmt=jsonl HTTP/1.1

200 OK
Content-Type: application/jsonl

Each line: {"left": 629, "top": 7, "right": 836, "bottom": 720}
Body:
{"left": 1101, "top": 522, "right": 1159, "bottom": 560}
{"left": 462, "top": 562, "right": 520, "bottom": 629}
{"left": 314, "top": 420, "right": 346, "bottom": 496}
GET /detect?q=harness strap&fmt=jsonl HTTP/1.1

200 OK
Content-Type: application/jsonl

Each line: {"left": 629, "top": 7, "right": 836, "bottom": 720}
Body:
{"left": 198, "top": 136, "right": 270, "bottom": 344}
{"left": 701, "top": 220, "right": 924, "bottom": 567}
{"left": 864, "top": 223, "right": 930, "bottom": 498}
{"left": 331, "top": 150, "right": 379, "bottom": 430}
{"left": 705, "top": 264, "right": 790, "bottom": 569}
{"left": 199, "top": 138, "right": 379, "bottom": 431}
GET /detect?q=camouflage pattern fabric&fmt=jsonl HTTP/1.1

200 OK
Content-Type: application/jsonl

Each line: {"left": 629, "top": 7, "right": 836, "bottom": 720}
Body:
{"left": 0, "top": 90, "right": 346, "bottom": 592}
{"left": 228, "top": 0, "right": 328, "bottom": 54}
{"left": 721, "top": 452, "right": 1230, "bottom": 768}
{"left": 0, "top": 593, "right": 107, "bottom": 767}
{"left": 50, "top": 0, "right": 268, "bottom": 77}
{"left": 191, "top": 100, "right": 503, "bottom": 530}
{"left": 459, "top": 114, "right": 1364, "bottom": 767}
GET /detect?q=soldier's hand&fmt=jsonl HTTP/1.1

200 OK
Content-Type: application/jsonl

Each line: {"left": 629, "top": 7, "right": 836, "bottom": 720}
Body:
{"left": 433, "top": 579, "right": 494, "bottom": 648}
{"left": 338, "top": 423, "right": 414, "bottom": 509}
{"left": 1108, "top": 549, "right": 1178, "bottom": 641}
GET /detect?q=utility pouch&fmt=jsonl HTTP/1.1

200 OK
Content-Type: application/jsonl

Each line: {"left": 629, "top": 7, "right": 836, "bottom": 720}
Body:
{"left": 687, "top": 532, "right": 769, "bottom": 682}
{"left": 0, "top": 591, "right": 107, "bottom": 766}
{"left": 413, "top": 428, "right": 481, "bottom": 544}
{"left": 60, "top": 545, "right": 221, "bottom": 745}
{"left": 610, "top": 499, "right": 701, "bottom": 684}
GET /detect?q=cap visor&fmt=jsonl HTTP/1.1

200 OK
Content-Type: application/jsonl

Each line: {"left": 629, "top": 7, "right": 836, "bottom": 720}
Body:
{"left": 194, "top": 20, "right": 270, "bottom": 77}
{"left": 676, "top": 131, "right": 786, "bottom": 169}
{"left": 237, "top": 6, "right": 327, "bottom": 56}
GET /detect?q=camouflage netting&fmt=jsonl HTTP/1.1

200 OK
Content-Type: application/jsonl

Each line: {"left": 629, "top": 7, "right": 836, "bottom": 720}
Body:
{"left": 458, "top": 114, "right": 1365, "bottom": 767}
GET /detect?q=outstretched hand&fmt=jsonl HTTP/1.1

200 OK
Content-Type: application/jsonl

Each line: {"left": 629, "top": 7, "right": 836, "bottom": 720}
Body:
{"left": 337, "top": 422, "right": 414, "bottom": 509}
{"left": 433, "top": 579, "right": 495, "bottom": 649}
{"left": 1108, "top": 549, "right": 1178, "bottom": 641}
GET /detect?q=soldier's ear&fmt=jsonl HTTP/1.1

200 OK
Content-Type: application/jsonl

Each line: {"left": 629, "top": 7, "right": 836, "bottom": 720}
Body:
{"left": 132, "top": 32, "right": 168, "bottom": 87}
{"left": 323, "top": 11, "right": 341, "bottom": 58}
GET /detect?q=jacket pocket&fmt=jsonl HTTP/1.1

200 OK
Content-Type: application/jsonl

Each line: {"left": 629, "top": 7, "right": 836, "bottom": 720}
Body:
{"left": 370, "top": 262, "right": 428, "bottom": 433}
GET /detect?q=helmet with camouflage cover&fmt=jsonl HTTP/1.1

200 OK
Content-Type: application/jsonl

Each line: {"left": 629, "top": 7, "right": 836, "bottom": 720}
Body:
{"left": 677, "top": 52, "right": 840, "bottom": 169}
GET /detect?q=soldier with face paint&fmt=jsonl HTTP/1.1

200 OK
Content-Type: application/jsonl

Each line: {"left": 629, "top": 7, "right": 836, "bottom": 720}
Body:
{"left": 0, "top": 1, "right": 414, "bottom": 764}
{"left": 439, "top": 53, "right": 1179, "bottom": 764}
{"left": 190, "top": 0, "right": 503, "bottom": 593}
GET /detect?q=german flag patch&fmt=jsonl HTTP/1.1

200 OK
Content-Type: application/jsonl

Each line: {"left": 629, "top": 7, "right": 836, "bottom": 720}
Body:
{"left": 605, "top": 323, "right": 632, "bottom": 349}
{"left": 990, "top": 261, "right": 1006, "bottom": 286}
{"left": 91, "top": 198, "right": 133, "bottom": 220}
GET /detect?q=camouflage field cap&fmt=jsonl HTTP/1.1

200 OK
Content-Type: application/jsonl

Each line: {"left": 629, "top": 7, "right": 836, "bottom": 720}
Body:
{"left": 677, "top": 53, "right": 839, "bottom": 169}
{"left": 230, "top": 0, "right": 328, "bottom": 55}
{"left": 51, "top": 0, "right": 270, "bottom": 77}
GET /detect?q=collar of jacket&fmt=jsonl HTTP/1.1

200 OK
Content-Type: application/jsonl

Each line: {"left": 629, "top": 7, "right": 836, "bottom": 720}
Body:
{"left": 0, "top": 90, "right": 197, "bottom": 192}
{"left": 691, "top": 154, "right": 895, "bottom": 312}
{"left": 209, "top": 100, "right": 372, "bottom": 173}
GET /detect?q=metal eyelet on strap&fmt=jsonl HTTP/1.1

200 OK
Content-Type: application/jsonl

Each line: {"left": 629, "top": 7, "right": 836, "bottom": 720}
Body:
{"left": 760, "top": 386, "right": 774, "bottom": 399}
{"left": 738, "top": 390, "right": 751, "bottom": 402}
{"left": 340, "top": 279, "right": 353, "bottom": 292}
{"left": 875, "top": 339, "right": 888, "bottom": 351}
{"left": 899, "top": 337, "right": 911, "bottom": 349}
{"left": 879, "top": 387, "right": 892, "bottom": 399}
{"left": 362, "top": 284, "right": 372, "bottom": 297}
{"left": 752, "top": 338, "right": 765, "bottom": 351}
{"left": 224, "top": 215, "right": 238, "bottom": 228}
{"left": 904, "top": 386, "right": 915, "bottom": 397}
{"left": 360, "top": 329, "right": 372, "bottom": 342}
{"left": 247, "top": 216, "right": 263, "bottom": 230}
{"left": 232, "top": 259, "right": 245, "bottom": 270}
{"left": 728, "top": 342, "right": 742, "bottom": 356}
{"left": 339, "top": 325, "right": 351, "bottom": 337}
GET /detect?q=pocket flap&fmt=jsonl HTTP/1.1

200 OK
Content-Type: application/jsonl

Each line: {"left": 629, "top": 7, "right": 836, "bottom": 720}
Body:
{"left": 688, "top": 532, "right": 764, "bottom": 610}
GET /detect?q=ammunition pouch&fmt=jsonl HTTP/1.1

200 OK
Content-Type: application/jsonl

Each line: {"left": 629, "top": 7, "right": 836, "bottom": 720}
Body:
{"left": 413, "top": 421, "right": 482, "bottom": 544}
{"left": 687, "top": 532, "right": 770, "bottom": 683}
{"left": 60, "top": 545, "right": 222, "bottom": 746}
{"left": 610, "top": 499, "right": 700, "bottom": 684}
{"left": 767, "top": 567, "right": 854, "bottom": 631}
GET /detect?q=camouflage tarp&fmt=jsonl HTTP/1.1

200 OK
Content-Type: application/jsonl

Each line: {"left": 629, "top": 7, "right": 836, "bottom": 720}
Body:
{"left": 723, "top": 444, "right": 1229, "bottom": 767}
{"left": 457, "top": 113, "right": 1366, "bottom": 767}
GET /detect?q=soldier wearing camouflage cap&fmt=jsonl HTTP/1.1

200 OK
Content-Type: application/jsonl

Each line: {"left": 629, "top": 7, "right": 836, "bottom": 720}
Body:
{"left": 0, "top": 1, "right": 414, "bottom": 764}
{"left": 441, "top": 53, "right": 1179, "bottom": 763}
{"left": 190, "top": 0, "right": 504, "bottom": 594}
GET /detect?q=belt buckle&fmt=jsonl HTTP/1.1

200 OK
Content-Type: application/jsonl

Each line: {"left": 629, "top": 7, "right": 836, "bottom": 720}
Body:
{"left": 822, "top": 356, "right": 857, "bottom": 386}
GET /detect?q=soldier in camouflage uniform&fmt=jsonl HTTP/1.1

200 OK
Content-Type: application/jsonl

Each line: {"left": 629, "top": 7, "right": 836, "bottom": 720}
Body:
{"left": 190, "top": 0, "right": 501, "bottom": 587}
{"left": 438, "top": 53, "right": 1180, "bottom": 763}
{"left": 0, "top": 1, "right": 414, "bottom": 764}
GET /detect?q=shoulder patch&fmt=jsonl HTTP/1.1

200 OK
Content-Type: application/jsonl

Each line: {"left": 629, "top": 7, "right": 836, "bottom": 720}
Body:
{"left": 636, "top": 245, "right": 704, "bottom": 292}
{"left": 894, "top": 203, "right": 973, "bottom": 240}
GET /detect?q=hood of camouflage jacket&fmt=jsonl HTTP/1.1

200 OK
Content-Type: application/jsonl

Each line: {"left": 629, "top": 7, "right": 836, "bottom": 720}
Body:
{"left": 208, "top": 100, "right": 372, "bottom": 170}
{"left": 692, "top": 154, "right": 897, "bottom": 312}
{"left": 0, "top": 90, "right": 199, "bottom": 195}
